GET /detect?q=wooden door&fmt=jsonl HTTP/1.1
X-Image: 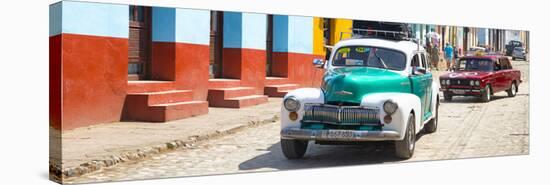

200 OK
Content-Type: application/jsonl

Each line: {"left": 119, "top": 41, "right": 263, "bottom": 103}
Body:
{"left": 266, "top": 15, "right": 273, "bottom": 76}
{"left": 209, "top": 11, "right": 224, "bottom": 78}
{"left": 128, "top": 6, "right": 151, "bottom": 81}
{"left": 323, "top": 18, "right": 332, "bottom": 60}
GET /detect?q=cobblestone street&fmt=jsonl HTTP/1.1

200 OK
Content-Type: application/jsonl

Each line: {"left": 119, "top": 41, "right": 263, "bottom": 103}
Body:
{"left": 64, "top": 60, "right": 529, "bottom": 184}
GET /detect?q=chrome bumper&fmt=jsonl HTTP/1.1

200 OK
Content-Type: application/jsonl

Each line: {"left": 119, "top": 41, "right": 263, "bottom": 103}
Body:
{"left": 281, "top": 127, "right": 400, "bottom": 141}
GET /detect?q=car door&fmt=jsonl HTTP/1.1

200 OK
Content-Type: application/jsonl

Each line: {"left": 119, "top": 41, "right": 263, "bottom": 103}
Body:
{"left": 493, "top": 58, "right": 508, "bottom": 92}
{"left": 409, "top": 53, "right": 428, "bottom": 122}
{"left": 421, "top": 53, "right": 433, "bottom": 121}
{"left": 500, "top": 58, "right": 513, "bottom": 89}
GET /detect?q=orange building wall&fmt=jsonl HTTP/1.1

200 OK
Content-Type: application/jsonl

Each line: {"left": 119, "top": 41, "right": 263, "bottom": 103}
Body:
{"left": 59, "top": 34, "right": 128, "bottom": 130}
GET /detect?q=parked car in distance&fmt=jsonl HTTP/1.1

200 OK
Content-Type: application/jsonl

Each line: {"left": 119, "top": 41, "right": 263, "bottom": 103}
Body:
{"left": 280, "top": 29, "right": 439, "bottom": 160}
{"left": 439, "top": 55, "right": 521, "bottom": 102}
{"left": 505, "top": 40, "right": 524, "bottom": 56}
{"left": 465, "top": 46, "right": 487, "bottom": 56}
{"left": 512, "top": 47, "right": 528, "bottom": 61}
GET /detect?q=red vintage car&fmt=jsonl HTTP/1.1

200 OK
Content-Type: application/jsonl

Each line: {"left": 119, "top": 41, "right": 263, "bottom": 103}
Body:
{"left": 439, "top": 55, "right": 521, "bottom": 102}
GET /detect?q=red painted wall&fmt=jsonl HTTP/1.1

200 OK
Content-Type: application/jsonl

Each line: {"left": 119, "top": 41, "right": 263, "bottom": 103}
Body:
{"left": 174, "top": 43, "right": 210, "bottom": 100}
{"left": 49, "top": 35, "right": 62, "bottom": 130}
{"left": 151, "top": 42, "right": 210, "bottom": 101}
{"left": 222, "top": 48, "right": 266, "bottom": 94}
{"left": 310, "top": 54, "right": 326, "bottom": 87}
{"left": 221, "top": 48, "right": 242, "bottom": 79}
{"left": 59, "top": 33, "right": 128, "bottom": 130}
{"left": 151, "top": 42, "right": 176, "bottom": 81}
{"left": 272, "top": 52, "right": 324, "bottom": 88}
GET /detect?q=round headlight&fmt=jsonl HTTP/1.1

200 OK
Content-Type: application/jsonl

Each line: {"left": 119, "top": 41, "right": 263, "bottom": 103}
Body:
{"left": 383, "top": 100, "right": 398, "bottom": 115}
{"left": 446, "top": 79, "right": 451, "bottom": 85}
{"left": 283, "top": 96, "right": 300, "bottom": 112}
{"left": 469, "top": 80, "right": 475, "bottom": 86}
{"left": 475, "top": 80, "right": 480, "bottom": 86}
{"left": 441, "top": 79, "right": 446, "bottom": 85}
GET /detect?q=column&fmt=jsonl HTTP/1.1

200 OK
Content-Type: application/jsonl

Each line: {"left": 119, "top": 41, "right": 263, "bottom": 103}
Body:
{"left": 49, "top": 1, "right": 129, "bottom": 130}
{"left": 222, "top": 12, "right": 267, "bottom": 93}
{"left": 151, "top": 7, "right": 210, "bottom": 99}
{"left": 271, "top": 15, "right": 314, "bottom": 85}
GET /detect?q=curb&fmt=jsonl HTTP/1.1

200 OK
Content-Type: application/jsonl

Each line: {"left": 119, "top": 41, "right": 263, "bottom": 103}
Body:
{"left": 50, "top": 114, "right": 279, "bottom": 182}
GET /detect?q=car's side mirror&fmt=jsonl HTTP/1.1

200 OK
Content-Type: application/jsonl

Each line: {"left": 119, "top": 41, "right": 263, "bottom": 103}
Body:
{"left": 412, "top": 66, "right": 427, "bottom": 75}
{"left": 313, "top": 58, "right": 325, "bottom": 68}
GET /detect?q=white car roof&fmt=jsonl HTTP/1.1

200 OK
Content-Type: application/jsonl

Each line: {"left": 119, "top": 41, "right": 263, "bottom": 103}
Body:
{"left": 334, "top": 38, "right": 424, "bottom": 57}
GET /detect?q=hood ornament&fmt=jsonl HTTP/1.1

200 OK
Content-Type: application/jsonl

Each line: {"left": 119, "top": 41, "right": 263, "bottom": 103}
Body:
{"left": 335, "top": 90, "right": 353, "bottom": 96}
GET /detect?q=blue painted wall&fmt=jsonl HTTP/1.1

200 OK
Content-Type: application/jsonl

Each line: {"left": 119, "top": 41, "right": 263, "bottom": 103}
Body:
{"left": 223, "top": 12, "right": 243, "bottom": 49}
{"left": 49, "top": 2, "right": 62, "bottom": 37}
{"left": 50, "top": 1, "right": 128, "bottom": 38}
{"left": 152, "top": 7, "right": 176, "bottom": 42}
{"left": 242, "top": 13, "right": 267, "bottom": 50}
{"left": 273, "top": 15, "right": 313, "bottom": 54}
{"left": 223, "top": 12, "right": 267, "bottom": 50}
{"left": 273, "top": 16, "right": 289, "bottom": 53}
{"left": 175, "top": 9, "right": 210, "bottom": 45}
{"left": 153, "top": 7, "right": 210, "bottom": 45}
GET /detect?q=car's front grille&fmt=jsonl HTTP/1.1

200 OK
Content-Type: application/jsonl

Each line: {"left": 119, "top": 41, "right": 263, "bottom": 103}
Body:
{"left": 450, "top": 79, "right": 471, "bottom": 86}
{"left": 302, "top": 104, "right": 380, "bottom": 126}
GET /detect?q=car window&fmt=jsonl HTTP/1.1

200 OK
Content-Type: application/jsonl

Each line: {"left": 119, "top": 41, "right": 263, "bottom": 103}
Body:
{"left": 420, "top": 53, "right": 428, "bottom": 69}
{"left": 457, "top": 58, "right": 494, "bottom": 71}
{"left": 500, "top": 58, "right": 512, "bottom": 70}
{"left": 332, "top": 46, "right": 407, "bottom": 70}
{"left": 411, "top": 54, "right": 420, "bottom": 67}
{"left": 494, "top": 60, "right": 502, "bottom": 71}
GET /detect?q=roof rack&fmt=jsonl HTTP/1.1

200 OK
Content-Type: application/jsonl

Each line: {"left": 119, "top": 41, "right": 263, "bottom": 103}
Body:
{"left": 339, "top": 28, "right": 422, "bottom": 51}
{"left": 340, "top": 28, "right": 413, "bottom": 41}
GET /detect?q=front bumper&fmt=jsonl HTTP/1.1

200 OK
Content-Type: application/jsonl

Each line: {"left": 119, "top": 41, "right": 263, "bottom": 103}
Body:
{"left": 440, "top": 87, "right": 482, "bottom": 95}
{"left": 281, "top": 127, "right": 400, "bottom": 141}
{"left": 512, "top": 53, "right": 526, "bottom": 59}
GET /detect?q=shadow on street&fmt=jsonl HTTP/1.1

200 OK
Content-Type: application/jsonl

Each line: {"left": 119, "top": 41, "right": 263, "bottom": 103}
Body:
{"left": 238, "top": 141, "right": 407, "bottom": 171}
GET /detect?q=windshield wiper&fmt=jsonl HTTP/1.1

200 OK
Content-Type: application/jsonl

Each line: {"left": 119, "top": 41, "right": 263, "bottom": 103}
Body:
{"left": 373, "top": 50, "right": 388, "bottom": 69}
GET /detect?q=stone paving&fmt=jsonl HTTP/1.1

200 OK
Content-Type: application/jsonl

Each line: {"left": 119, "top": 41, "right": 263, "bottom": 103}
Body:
{"left": 64, "top": 60, "right": 529, "bottom": 184}
{"left": 50, "top": 97, "right": 283, "bottom": 181}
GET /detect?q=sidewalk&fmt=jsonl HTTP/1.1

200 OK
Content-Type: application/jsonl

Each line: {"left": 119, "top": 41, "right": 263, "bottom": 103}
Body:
{"left": 50, "top": 97, "right": 283, "bottom": 181}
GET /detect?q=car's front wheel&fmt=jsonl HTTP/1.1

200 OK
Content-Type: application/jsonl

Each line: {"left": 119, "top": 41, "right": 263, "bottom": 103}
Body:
{"left": 424, "top": 97, "right": 438, "bottom": 133}
{"left": 481, "top": 84, "right": 492, "bottom": 102}
{"left": 281, "top": 139, "right": 308, "bottom": 159}
{"left": 395, "top": 113, "right": 415, "bottom": 159}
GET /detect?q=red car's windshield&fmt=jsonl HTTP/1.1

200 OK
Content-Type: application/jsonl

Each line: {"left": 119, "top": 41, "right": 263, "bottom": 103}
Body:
{"left": 456, "top": 59, "right": 494, "bottom": 71}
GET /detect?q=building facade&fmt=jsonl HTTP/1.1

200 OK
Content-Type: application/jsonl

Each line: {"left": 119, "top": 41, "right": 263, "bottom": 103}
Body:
{"left": 50, "top": 1, "right": 347, "bottom": 130}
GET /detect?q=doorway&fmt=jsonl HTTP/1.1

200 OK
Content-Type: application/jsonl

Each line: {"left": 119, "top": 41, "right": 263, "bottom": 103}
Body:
{"left": 209, "top": 11, "right": 224, "bottom": 78}
{"left": 266, "top": 15, "right": 274, "bottom": 76}
{"left": 128, "top": 5, "right": 152, "bottom": 81}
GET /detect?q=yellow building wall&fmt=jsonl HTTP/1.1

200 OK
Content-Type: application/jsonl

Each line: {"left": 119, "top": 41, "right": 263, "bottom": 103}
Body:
{"left": 313, "top": 17, "right": 325, "bottom": 57}
{"left": 329, "top": 19, "right": 353, "bottom": 45}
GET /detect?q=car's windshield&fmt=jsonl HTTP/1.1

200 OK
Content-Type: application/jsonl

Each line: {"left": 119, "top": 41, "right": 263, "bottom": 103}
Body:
{"left": 510, "top": 41, "right": 522, "bottom": 47}
{"left": 457, "top": 59, "right": 494, "bottom": 71}
{"left": 332, "top": 46, "right": 406, "bottom": 70}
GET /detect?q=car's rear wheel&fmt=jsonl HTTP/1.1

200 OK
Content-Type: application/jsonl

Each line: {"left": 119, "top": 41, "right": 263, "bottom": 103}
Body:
{"left": 481, "top": 84, "right": 491, "bottom": 102}
{"left": 281, "top": 139, "right": 308, "bottom": 159}
{"left": 507, "top": 81, "right": 518, "bottom": 97}
{"left": 443, "top": 93, "right": 452, "bottom": 102}
{"left": 512, "top": 57, "right": 516, "bottom": 60}
{"left": 395, "top": 113, "right": 415, "bottom": 159}
{"left": 424, "top": 98, "right": 438, "bottom": 134}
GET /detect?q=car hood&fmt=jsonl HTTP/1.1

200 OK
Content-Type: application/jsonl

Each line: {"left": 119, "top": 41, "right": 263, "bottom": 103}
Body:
{"left": 322, "top": 67, "right": 410, "bottom": 104}
{"left": 440, "top": 71, "right": 492, "bottom": 80}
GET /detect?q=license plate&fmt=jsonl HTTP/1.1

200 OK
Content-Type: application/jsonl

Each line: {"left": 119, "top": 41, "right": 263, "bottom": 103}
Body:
{"left": 323, "top": 130, "right": 355, "bottom": 139}
{"left": 452, "top": 89, "right": 466, "bottom": 94}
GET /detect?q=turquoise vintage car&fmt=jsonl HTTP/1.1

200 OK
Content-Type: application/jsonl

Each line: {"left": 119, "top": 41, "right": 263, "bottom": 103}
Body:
{"left": 280, "top": 35, "right": 440, "bottom": 159}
